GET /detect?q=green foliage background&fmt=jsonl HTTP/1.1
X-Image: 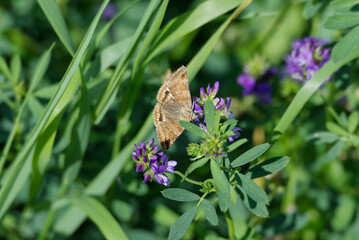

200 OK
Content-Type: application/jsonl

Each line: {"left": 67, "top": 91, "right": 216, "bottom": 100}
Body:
{"left": 0, "top": 0, "right": 359, "bottom": 239}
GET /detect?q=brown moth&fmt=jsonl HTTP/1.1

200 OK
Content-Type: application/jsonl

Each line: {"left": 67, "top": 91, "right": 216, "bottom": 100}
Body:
{"left": 153, "top": 66, "right": 197, "bottom": 150}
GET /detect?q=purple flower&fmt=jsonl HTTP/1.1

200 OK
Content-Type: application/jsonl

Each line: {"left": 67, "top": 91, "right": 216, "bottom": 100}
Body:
{"left": 228, "top": 127, "right": 242, "bottom": 142}
{"left": 132, "top": 139, "right": 177, "bottom": 186}
{"left": 101, "top": 3, "right": 118, "bottom": 21}
{"left": 237, "top": 56, "right": 276, "bottom": 104}
{"left": 285, "top": 37, "right": 331, "bottom": 82}
{"left": 237, "top": 73, "right": 256, "bottom": 95}
{"left": 193, "top": 81, "right": 234, "bottom": 121}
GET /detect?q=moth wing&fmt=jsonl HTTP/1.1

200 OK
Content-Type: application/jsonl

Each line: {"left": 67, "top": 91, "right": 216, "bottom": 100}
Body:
{"left": 153, "top": 103, "right": 185, "bottom": 150}
{"left": 156, "top": 121, "right": 184, "bottom": 150}
{"left": 156, "top": 66, "right": 192, "bottom": 108}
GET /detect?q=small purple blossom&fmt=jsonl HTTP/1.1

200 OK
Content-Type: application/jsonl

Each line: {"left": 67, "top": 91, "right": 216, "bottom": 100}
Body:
{"left": 228, "top": 127, "right": 242, "bottom": 142}
{"left": 192, "top": 81, "right": 234, "bottom": 121}
{"left": 237, "top": 56, "right": 276, "bottom": 105}
{"left": 132, "top": 139, "right": 176, "bottom": 186}
{"left": 285, "top": 37, "right": 331, "bottom": 82}
{"left": 101, "top": 3, "right": 118, "bottom": 21}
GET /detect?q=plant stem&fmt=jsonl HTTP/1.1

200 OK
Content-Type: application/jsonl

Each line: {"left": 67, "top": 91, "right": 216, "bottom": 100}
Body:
{"left": 0, "top": 90, "right": 16, "bottom": 110}
{"left": 174, "top": 171, "right": 203, "bottom": 186}
{"left": 225, "top": 210, "right": 235, "bottom": 239}
{"left": 0, "top": 96, "right": 28, "bottom": 175}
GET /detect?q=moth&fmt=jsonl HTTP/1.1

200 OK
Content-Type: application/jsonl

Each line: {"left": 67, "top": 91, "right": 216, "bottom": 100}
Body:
{"left": 153, "top": 66, "right": 197, "bottom": 150}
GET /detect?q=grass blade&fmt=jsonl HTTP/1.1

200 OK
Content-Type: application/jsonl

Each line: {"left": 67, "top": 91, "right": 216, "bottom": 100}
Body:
{"left": 0, "top": 0, "right": 109, "bottom": 220}
{"left": 68, "top": 196, "right": 128, "bottom": 240}
{"left": 29, "top": 43, "right": 55, "bottom": 92}
{"left": 54, "top": 114, "right": 154, "bottom": 235}
{"left": 144, "top": 0, "right": 246, "bottom": 65}
{"left": 37, "top": 0, "right": 75, "bottom": 55}
{"left": 94, "top": 0, "right": 162, "bottom": 124}
{"left": 272, "top": 57, "right": 359, "bottom": 141}
{"left": 187, "top": 0, "right": 252, "bottom": 79}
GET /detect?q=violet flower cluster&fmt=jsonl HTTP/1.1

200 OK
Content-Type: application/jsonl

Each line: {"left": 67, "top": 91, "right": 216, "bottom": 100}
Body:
{"left": 193, "top": 81, "right": 235, "bottom": 124}
{"left": 237, "top": 56, "right": 276, "bottom": 104}
{"left": 285, "top": 37, "right": 331, "bottom": 82}
{"left": 192, "top": 82, "right": 241, "bottom": 143}
{"left": 132, "top": 139, "right": 176, "bottom": 186}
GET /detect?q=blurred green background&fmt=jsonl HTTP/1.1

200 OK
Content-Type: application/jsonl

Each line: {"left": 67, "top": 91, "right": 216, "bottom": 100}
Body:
{"left": 1, "top": 0, "right": 359, "bottom": 239}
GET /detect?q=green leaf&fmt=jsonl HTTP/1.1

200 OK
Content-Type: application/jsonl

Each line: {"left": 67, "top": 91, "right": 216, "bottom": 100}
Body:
{"left": 186, "top": 0, "right": 250, "bottom": 79}
{"left": 331, "top": 196, "right": 356, "bottom": 231}
{"left": 339, "top": 112, "right": 348, "bottom": 129}
{"left": 29, "top": 43, "right": 55, "bottom": 92}
{"left": 236, "top": 185, "right": 268, "bottom": 218}
{"left": 324, "top": 13, "right": 359, "bottom": 30}
{"left": 100, "top": 37, "right": 132, "bottom": 72}
{"left": 349, "top": 133, "right": 359, "bottom": 146}
{"left": 179, "top": 120, "right": 208, "bottom": 138}
{"left": 330, "top": 0, "right": 359, "bottom": 12}
{"left": 229, "top": 194, "right": 249, "bottom": 239}
{"left": 38, "top": 0, "right": 75, "bottom": 55}
{"left": 326, "top": 141, "right": 345, "bottom": 160}
{"left": 348, "top": 111, "right": 359, "bottom": 133}
{"left": 204, "top": 100, "right": 215, "bottom": 132}
{"left": 213, "top": 110, "right": 221, "bottom": 135}
{"left": 68, "top": 196, "right": 128, "bottom": 240}
{"left": 54, "top": 115, "right": 154, "bottom": 236}
{"left": 0, "top": 0, "right": 109, "bottom": 220}
{"left": 94, "top": 0, "right": 162, "bottom": 124}
{"left": 95, "top": 0, "right": 139, "bottom": 47}
{"left": 236, "top": 173, "right": 269, "bottom": 204}
{"left": 326, "top": 122, "right": 348, "bottom": 136}
{"left": 30, "top": 111, "right": 62, "bottom": 200}
{"left": 34, "top": 84, "right": 58, "bottom": 99}
{"left": 332, "top": 25, "right": 359, "bottom": 63}
{"left": 231, "top": 143, "right": 270, "bottom": 168}
{"left": 257, "top": 213, "right": 308, "bottom": 236}
{"left": 272, "top": 59, "right": 355, "bottom": 141}
{"left": 10, "top": 54, "right": 21, "bottom": 84}
{"left": 220, "top": 119, "right": 238, "bottom": 133}
{"left": 133, "top": 0, "right": 169, "bottom": 74}
{"left": 307, "top": 131, "right": 339, "bottom": 144}
{"left": 112, "top": 199, "right": 133, "bottom": 222}
{"left": 145, "top": 0, "right": 245, "bottom": 65}
{"left": 162, "top": 188, "right": 200, "bottom": 202}
{"left": 303, "top": 0, "right": 323, "bottom": 19}
{"left": 169, "top": 207, "right": 197, "bottom": 240}
{"left": 63, "top": 73, "right": 91, "bottom": 181}
{"left": 27, "top": 96, "right": 45, "bottom": 122}
{"left": 201, "top": 199, "right": 218, "bottom": 226}
{"left": 184, "top": 157, "right": 209, "bottom": 178}
{"left": 210, "top": 159, "right": 230, "bottom": 212}
{"left": 0, "top": 56, "right": 12, "bottom": 81}
{"left": 246, "top": 156, "right": 289, "bottom": 179}
{"left": 227, "top": 138, "right": 248, "bottom": 153}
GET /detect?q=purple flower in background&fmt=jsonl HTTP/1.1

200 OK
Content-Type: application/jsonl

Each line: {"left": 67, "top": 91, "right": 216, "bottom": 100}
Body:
{"left": 285, "top": 37, "right": 331, "bottom": 82}
{"left": 101, "top": 3, "right": 118, "bottom": 21}
{"left": 132, "top": 139, "right": 176, "bottom": 186}
{"left": 237, "top": 56, "right": 276, "bottom": 104}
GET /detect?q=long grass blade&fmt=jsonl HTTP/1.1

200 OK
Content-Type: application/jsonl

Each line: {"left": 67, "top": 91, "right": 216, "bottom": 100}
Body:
{"left": 37, "top": 0, "right": 75, "bottom": 56}
{"left": 0, "top": 0, "right": 109, "bottom": 220}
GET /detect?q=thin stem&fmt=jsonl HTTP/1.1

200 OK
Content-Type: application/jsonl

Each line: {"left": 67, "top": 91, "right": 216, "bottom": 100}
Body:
{"left": 0, "top": 90, "right": 16, "bottom": 110}
{"left": 0, "top": 96, "right": 28, "bottom": 175}
{"left": 196, "top": 192, "right": 209, "bottom": 208}
{"left": 174, "top": 171, "right": 203, "bottom": 186}
{"left": 225, "top": 210, "right": 235, "bottom": 239}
